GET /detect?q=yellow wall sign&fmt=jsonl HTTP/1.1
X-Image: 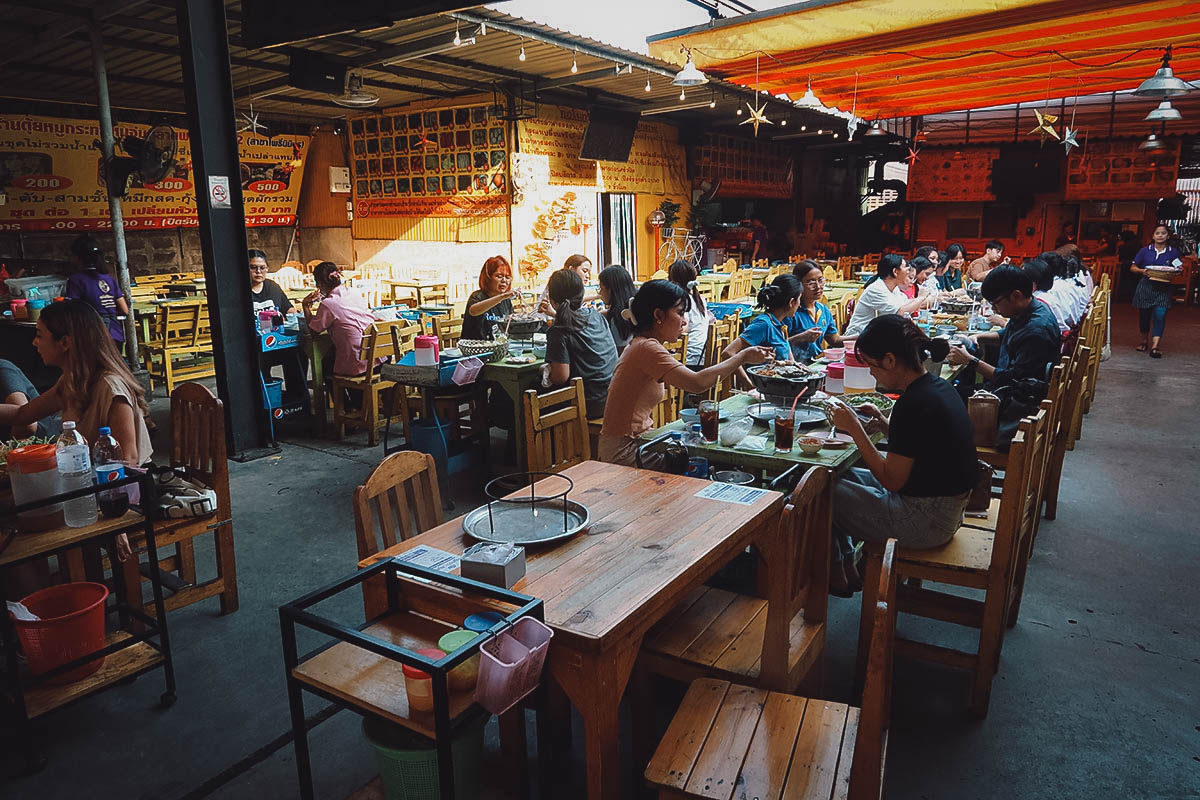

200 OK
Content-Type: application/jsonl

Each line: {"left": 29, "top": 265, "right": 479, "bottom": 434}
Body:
{"left": 0, "top": 114, "right": 309, "bottom": 232}
{"left": 515, "top": 106, "right": 688, "bottom": 196}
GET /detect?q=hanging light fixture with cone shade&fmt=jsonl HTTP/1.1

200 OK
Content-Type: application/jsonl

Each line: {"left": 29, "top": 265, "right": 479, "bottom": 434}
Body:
{"left": 1145, "top": 100, "right": 1182, "bottom": 122}
{"left": 1139, "top": 131, "right": 1165, "bottom": 151}
{"left": 864, "top": 120, "right": 888, "bottom": 137}
{"left": 1134, "top": 46, "right": 1191, "bottom": 98}
{"left": 673, "top": 47, "right": 708, "bottom": 87}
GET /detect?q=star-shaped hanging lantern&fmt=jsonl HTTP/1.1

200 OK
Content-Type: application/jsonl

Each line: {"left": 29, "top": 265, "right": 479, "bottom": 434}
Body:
{"left": 739, "top": 101, "right": 773, "bottom": 137}
{"left": 1029, "top": 108, "right": 1059, "bottom": 144}
{"left": 1061, "top": 127, "right": 1079, "bottom": 155}
{"left": 237, "top": 106, "right": 267, "bottom": 136}
{"left": 905, "top": 146, "right": 920, "bottom": 166}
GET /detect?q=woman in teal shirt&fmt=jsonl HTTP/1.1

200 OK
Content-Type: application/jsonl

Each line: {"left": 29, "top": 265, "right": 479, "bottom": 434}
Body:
{"left": 723, "top": 274, "right": 805, "bottom": 386}
{"left": 785, "top": 260, "right": 842, "bottom": 361}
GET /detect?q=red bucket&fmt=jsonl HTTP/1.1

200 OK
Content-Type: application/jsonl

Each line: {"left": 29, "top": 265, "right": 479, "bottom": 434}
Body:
{"left": 12, "top": 582, "right": 109, "bottom": 684}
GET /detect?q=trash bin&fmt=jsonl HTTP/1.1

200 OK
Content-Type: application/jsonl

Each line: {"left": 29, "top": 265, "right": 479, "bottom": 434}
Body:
{"left": 12, "top": 582, "right": 109, "bottom": 684}
{"left": 362, "top": 715, "right": 485, "bottom": 800}
{"left": 262, "top": 378, "right": 283, "bottom": 410}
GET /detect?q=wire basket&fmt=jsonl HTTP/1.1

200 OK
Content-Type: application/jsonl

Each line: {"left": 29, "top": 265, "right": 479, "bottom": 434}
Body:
{"left": 457, "top": 339, "right": 508, "bottom": 362}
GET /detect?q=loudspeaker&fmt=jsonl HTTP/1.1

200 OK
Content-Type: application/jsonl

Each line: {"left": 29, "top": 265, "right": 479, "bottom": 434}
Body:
{"left": 287, "top": 52, "right": 346, "bottom": 93}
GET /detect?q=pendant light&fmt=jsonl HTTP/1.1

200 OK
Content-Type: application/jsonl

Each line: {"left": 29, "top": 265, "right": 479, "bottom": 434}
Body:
{"left": 1145, "top": 100, "right": 1182, "bottom": 122}
{"left": 864, "top": 120, "right": 888, "bottom": 137}
{"left": 673, "top": 47, "right": 708, "bottom": 87}
{"left": 518, "top": 36, "right": 526, "bottom": 62}
{"left": 1134, "top": 46, "right": 1191, "bottom": 98}
{"left": 1139, "top": 131, "right": 1165, "bottom": 151}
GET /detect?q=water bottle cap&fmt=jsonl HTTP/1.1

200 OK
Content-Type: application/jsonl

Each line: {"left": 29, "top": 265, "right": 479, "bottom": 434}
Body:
{"left": 99, "top": 426, "right": 111, "bottom": 435}
{"left": 691, "top": 423, "right": 702, "bottom": 432}
{"left": 62, "top": 420, "right": 76, "bottom": 430}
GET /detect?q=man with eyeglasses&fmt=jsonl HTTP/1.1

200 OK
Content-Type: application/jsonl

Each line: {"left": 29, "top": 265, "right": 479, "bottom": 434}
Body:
{"left": 946, "top": 264, "right": 1060, "bottom": 394}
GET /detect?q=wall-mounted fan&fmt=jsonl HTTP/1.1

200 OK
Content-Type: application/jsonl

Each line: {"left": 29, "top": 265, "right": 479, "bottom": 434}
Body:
{"left": 101, "top": 125, "right": 178, "bottom": 197}
{"left": 330, "top": 73, "right": 379, "bottom": 108}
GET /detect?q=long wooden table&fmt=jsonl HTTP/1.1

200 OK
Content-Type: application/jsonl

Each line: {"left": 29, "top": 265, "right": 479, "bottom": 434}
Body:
{"left": 479, "top": 356, "right": 544, "bottom": 468}
{"left": 360, "top": 461, "right": 785, "bottom": 800}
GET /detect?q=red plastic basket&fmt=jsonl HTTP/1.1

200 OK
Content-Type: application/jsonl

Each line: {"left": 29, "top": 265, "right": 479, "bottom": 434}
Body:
{"left": 12, "top": 582, "right": 109, "bottom": 685}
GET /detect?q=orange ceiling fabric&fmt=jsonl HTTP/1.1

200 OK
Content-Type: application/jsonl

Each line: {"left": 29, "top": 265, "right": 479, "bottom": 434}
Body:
{"left": 647, "top": 0, "right": 1200, "bottom": 118}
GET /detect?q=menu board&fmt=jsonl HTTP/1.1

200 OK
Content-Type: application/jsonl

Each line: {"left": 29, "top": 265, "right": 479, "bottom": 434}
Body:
{"left": 347, "top": 103, "right": 509, "bottom": 219}
{"left": 1065, "top": 139, "right": 1180, "bottom": 200}
{"left": 0, "top": 114, "right": 309, "bottom": 231}
{"left": 906, "top": 147, "right": 999, "bottom": 202}
{"left": 692, "top": 133, "right": 792, "bottom": 199}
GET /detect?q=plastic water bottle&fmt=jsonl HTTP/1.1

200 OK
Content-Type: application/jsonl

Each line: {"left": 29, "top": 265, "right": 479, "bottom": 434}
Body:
{"left": 56, "top": 421, "right": 97, "bottom": 527}
{"left": 682, "top": 423, "right": 704, "bottom": 447}
{"left": 93, "top": 426, "right": 129, "bottom": 519}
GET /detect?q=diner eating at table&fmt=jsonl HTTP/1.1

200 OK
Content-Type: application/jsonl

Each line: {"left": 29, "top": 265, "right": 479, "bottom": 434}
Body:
{"left": 301, "top": 261, "right": 378, "bottom": 378}
{"left": 0, "top": 358, "right": 58, "bottom": 440}
{"left": 845, "top": 253, "right": 932, "bottom": 337}
{"left": 966, "top": 239, "right": 1007, "bottom": 283}
{"left": 538, "top": 254, "right": 597, "bottom": 313}
{"left": 463, "top": 254, "right": 519, "bottom": 341}
{"left": 827, "top": 314, "right": 977, "bottom": 596}
{"left": 598, "top": 280, "right": 771, "bottom": 467}
{"left": 597, "top": 264, "right": 636, "bottom": 354}
{"left": 939, "top": 243, "right": 967, "bottom": 291}
{"left": 786, "top": 260, "right": 842, "bottom": 362}
{"left": 668, "top": 260, "right": 712, "bottom": 368}
{"left": 543, "top": 268, "right": 617, "bottom": 419}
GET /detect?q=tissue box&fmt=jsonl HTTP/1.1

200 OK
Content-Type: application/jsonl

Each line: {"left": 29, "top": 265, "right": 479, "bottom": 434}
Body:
{"left": 460, "top": 542, "right": 526, "bottom": 588}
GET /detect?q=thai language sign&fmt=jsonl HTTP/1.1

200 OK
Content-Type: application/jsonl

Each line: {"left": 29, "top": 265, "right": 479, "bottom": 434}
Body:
{"left": 0, "top": 114, "right": 309, "bottom": 231}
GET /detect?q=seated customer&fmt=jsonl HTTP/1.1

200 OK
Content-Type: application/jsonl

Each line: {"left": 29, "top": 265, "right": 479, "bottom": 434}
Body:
{"left": 786, "top": 261, "right": 841, "bottom": 362}
{"left": 463, "top": 255, "right": 519, "bottom": 341}
{"left": 0, "top": 359, "right": 59, "bottom": 439}
{"left": 966, "top": 240, "right": 1007, "bottom": 283}
{"left": 598, "top": 281, "right": 771, "bottom": 467}
{"left": 545, "top": 269, "right": 618, "bottom": 419}
{"left": 947, "top": 264, "right": 1061, "bottom": 394}
{"left": 249, "top": 249, "right": 306, "bottom": 401}
{"left": 828, "top": 315, "right": 976, "bottom": 595}
{"left": 844, "top": 254, "right": 930, "bottom": 337}
{"left": 302, "top": 262, "right": 377, "bottom": 376}
{"left": 0, "top": 300, "right": 153, "bottom": 559}
{"left": 668, "top": 260, "right": 711, "bottom": 368}
{"left": 938, "top": 244, "right": 967, "bottom": 291}
{"left": 597, "top": 265, "right": 636, "bottom": 354}
{"left": 725, "top": 275, "right": 804, "bottom": 363}
{"left": 1022, "top": 258, "right": 1070, "bottom": 335}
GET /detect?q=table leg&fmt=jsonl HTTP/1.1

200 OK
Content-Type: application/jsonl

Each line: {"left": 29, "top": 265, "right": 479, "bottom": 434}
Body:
{"left": 548, "top": 639, "right": 639, "bottom": 800}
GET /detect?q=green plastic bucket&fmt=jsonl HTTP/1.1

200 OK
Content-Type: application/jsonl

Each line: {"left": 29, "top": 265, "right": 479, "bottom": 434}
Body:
{"left": 362, "top": 715, "right": 485, "bottom": 800}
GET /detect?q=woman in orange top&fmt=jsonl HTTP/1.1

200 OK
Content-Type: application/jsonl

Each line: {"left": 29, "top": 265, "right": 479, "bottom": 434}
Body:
{"left": 598, "top": 280, "right": 772, "bottom": 467}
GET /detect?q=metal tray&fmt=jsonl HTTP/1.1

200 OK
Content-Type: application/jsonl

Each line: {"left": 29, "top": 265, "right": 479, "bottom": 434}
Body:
{"left": 746, "top": 403, "right": 827, "bottom": 426}
{"left": 462, "top": 498, "right": 590, "bottom": 545}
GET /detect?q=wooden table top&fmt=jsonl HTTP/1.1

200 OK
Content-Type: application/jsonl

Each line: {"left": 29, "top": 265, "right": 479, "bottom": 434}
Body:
{"left": 641, "top": 393, "right": 873, "bottom": 475}
{"left": 361, "top": 461, "right": 784, "bottom": 652}
{"left": 0, "top": 510, "right": 144, "bottom": 567}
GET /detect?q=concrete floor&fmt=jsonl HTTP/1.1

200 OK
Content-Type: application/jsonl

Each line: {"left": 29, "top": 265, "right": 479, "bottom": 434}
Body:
{"left": 2, "top": 303, "right": 1198, "bottom": 799}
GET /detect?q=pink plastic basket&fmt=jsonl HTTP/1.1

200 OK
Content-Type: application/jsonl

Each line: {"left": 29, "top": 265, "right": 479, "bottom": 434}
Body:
{"left": 474, "top": 617, "right": 553, "bottom": 714}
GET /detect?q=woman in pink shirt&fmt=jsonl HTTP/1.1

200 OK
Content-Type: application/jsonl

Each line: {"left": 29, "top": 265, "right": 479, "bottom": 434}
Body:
{"left": 301, "top": 262, "right": 377, "bottom": 376}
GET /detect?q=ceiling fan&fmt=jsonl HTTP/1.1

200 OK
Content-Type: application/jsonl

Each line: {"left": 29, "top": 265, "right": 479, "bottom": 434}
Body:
{"left": 330, "top": 73, "right": 379, "bottom": 108}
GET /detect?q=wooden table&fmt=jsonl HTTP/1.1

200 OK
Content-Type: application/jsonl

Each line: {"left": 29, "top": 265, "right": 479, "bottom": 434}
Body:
{"left": 641, "top": 392, "right": 876, "bottom": 478}
{"left": 479, "top": 356, "right": 544, "bottom": 468}
{"left": 360, "top": 461, "right": 785, "bottom": 800}
{"left": 382, "top": 278, "right": 447, "bottom": 306}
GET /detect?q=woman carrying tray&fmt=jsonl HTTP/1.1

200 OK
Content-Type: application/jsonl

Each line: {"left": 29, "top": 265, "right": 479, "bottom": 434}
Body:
{"left": 1130, "top": 223, "right": 1183, "bottom": 359}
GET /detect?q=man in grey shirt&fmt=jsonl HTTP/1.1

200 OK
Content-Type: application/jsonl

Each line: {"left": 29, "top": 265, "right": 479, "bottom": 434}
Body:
{"left": 0, "top": 359, "right": 61, "bottom": 440}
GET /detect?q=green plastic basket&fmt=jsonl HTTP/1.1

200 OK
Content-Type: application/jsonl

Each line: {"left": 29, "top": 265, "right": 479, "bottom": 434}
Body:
{"left": 362, "top": 715, "right": 486, "bottom": 800}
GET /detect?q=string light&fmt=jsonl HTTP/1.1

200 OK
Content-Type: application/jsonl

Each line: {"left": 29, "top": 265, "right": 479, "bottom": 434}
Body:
{"left": 679, "top": 88, "right": 686, "bottom": 100}
{"left": 800, "top": 125, "right": 807, "bottom": 131}
{"left": 645, "top": 73, "right": 652, "bottom": 92}
{"left": 736, "top": 107, "right": 742, "bottom": 115}
{"left": 709, "top": 92, "right": 716, "bottom": 108}
{"left": 518, "top": 36, "right": 526, "bottom": 62}
{"left": 571, "top": 47, "right": 578, "bottom": 73}
{"left": 780, "top": 119, "right": 787, "bottom": 126}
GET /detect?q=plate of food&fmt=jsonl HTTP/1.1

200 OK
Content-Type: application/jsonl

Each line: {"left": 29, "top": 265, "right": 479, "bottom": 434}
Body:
{"left": 504, "top": 354, "right": 537, "bottom": 364}
{"left": 841, "top": 392, "right": 895, "bottom": 413}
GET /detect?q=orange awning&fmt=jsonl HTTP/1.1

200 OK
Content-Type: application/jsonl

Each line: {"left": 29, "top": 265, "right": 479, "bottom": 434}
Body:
{"left": 647, "top": 0, "right": 1200, "bottom": 119}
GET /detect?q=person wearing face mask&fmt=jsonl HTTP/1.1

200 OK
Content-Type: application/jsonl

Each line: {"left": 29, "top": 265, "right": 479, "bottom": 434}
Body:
{"left": 598, "top": 280, "right": 771, "bottom": 467}
{"left": 463, "top": 255, "right": 520, "bottom": 341}
{"left": 826, "top": 314, "right": 976, "bottom": 596}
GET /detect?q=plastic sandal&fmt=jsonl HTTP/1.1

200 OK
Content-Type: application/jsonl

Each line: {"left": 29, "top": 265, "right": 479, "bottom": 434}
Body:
{"left": 1136, "top": 343, "right": 1148, "bottom": 352}
{"left": 1150, "top": 349, "right": 1163, "bottom": 359}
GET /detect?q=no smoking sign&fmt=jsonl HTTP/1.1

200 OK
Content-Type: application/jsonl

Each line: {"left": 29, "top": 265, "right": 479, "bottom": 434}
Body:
{"left": 208, "top": 175, "right": 231, "bottom": 209}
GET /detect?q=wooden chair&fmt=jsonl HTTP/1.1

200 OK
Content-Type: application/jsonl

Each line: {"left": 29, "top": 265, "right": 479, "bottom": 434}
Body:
{"left": 642, "top": 540, "right": 893, "bottom": 800}
{"left": 863, "top": 252, "right": 881, "bottom": 270}
{"left": 836, "top": 255, "right": 854, "bottom": 280}
{"left": 422, "top": 283, "right": 450, "bottom": 305}
{"left": 857, "top": 411, "right": 1049, "bottom": 718}
{"left": 270, "top": 266, "right": 307, "bottom": 292}
{"left": 133, "top": 382, "right": 237, "bottom": 616}
{"left": 1038, "top": 348, "right": 1088, "bottom": 520}
{"left": 640, "top": 466, "right": 831, "bottom": 693}
{"left": 331, "top": 320, "right": 419, "bottom": 445}
{"left": 433, "top": 315, "right": 463, "bottom": 350}
{"left": 976, "top": 360, "right": 1066, "bottom": 475}
{"left": 704, "top": 315, "right": 742, "bottom": 402}
{"left": 352, "top": 451, "right": 443, "bottom": 561}
{"left": 727, "top": 269, "right": 754, "bottom": 301}
{"left": 522, "top": 378, "right": 590, "bottom": 473}
{"left": 141, "top": 303, "right": 215, "bottom": 395}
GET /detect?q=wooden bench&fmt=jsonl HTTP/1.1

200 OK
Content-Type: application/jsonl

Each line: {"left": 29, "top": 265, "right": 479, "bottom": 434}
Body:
{"left": 645, "top": 540, "right": 896, "bottom": 800}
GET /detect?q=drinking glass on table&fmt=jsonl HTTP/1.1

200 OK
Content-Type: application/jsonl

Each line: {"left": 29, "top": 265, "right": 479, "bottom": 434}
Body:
{"left": 774, "top": 407, "right": 795, "bottom": 452}
{"left": 698, "top": 400, "right": 719, "bottom": 444}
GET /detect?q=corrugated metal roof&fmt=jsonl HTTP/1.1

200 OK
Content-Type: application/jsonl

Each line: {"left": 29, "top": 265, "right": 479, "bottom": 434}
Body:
{"left": 0, "top": 1, "right": 835, "bottom": 134}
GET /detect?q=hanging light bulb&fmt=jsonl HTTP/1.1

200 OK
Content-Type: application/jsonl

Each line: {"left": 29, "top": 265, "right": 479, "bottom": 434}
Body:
{"left": 709, "top": 93, "right": 716, "bottom": 108}
{"left": 644, "top": 74, "right": 651, "bottom": 92}
{"left": 518, "top": 36, "right": 526, "bottom": 62}
{"left": 833, "top": 133, "right": 839, "bottom": 139}
{"left": 571, "top": 48, "right": 578, "bottom": 74}
{"left": 736, "top": 107, "right": 743, "bottom": 116}
{"left": 800, "top": 125, "right": 807, "bottom": 131}
{"left": 780, "top": 119, "right": 787, "bottom": 126}
{"left": 679, "top": 88, "right": 686, "bottom": 101}
{"left": 479, "top": 21, "right": 486, "bottom": 36}
{"left": 453, "top": 21, "right": 461, "bottom": 47}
